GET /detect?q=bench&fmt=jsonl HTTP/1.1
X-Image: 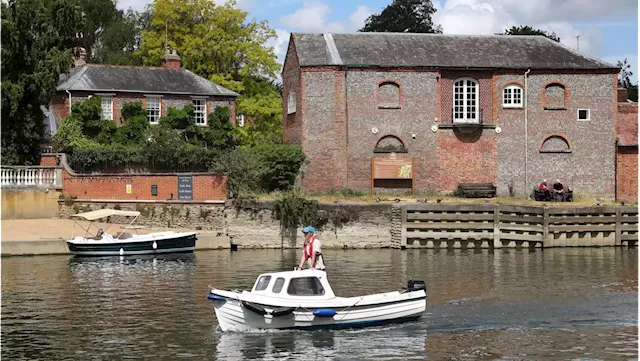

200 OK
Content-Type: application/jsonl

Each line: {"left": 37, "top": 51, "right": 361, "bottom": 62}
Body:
{"left": 532, "top": 189, "right": 573, "bottom": 202}
{"left": 455, "top": 183, "right": 497, "bottom": 198}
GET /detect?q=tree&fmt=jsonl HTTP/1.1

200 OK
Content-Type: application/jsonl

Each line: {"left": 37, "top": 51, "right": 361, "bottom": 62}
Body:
{"left": 499, "top": 25, "right": 560, "bottom": 42}
{"left": 235, "top": 76, "right": 283, "bottom": 147}
{"left": 138, "top": 0, "right": 280, "bottom": 93}
{"left": 1, "top": 0, "right": 80, "bottom": 165}
{"left": 92, "top": 8, "right": 151, "bottom": 65}
{"left": 360, "top": 0, "right": 442, "bottom": 33}
{"left": 617, "top": 58, "right": 638, "bottom": 102}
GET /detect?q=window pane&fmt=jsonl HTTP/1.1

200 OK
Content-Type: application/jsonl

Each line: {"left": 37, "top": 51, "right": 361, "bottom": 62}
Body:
{"left": 255, "top": 276, "right": 271, "bottom": 291}
{"left": 193, "top": 99, "right": 206, "bottom": 125}
{"left": 272, "top": 277, "right": 285, "bottom": 293}
{"left": 578, "top": 109, "right": 589, "bottom": 119}
{"left": 147, "top": 97, "right": 161, "bottom": 123}
{"left": 287, "top": 277, "right": 325, "bottom": 296}
{"left": 101, "top": 96, "right": 113, "bottom": 120}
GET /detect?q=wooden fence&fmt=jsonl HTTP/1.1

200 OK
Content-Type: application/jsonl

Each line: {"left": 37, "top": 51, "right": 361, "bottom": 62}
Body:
{"left": 401, "top": 204, "right": 638, "bottom": 248}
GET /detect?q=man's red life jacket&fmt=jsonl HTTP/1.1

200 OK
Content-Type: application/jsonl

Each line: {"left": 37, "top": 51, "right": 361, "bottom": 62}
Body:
{"left": 304, "top": 235, "right": 318, "bottom": 260}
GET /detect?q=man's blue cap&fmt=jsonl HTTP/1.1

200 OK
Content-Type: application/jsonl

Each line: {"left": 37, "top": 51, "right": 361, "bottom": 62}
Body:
{"left": 302, "top": 226, "right": 315, "bottom": 234}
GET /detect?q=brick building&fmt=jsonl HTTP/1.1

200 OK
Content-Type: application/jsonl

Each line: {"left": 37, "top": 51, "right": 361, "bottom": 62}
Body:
{"left": 49, "top": 48, "right": 238, "bottom": 129}
{"left": 282, "top": 32, "right": 625, "bottom": 198}
{"left": 616, "top": 88, "right": 638, "bottom": 203}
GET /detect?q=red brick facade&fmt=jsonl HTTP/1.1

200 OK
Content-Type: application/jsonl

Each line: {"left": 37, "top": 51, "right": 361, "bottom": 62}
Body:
{"left": 62, "top": 169, "right": 226, "bottom": 201}
{"left": 616, "top": 102, "right": 638, "bottom": 202}
{"left": 284, "top": 56, "right": 620, "bottom": 197}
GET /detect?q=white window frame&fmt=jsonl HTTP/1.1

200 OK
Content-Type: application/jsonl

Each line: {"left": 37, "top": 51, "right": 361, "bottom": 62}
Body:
{"left": 99, "top": 95, "right": 113, "bottom": 121}
{"left": 503, "top": 84, "right": 523, "bottom": 108}
{"left": 287, "top": 90, "right": 296, "bottom": 114}
{"left": 192, "top": 98, "right": 207, "bottom": 126}
{"left": 453, "top": 78, "right": 479, "bottom": 123}
{"left": 236, "top": 114, "right": 245, "bottom": 127}
{"left": 146, "top": 96, "right": 162, "bottom": 124}
{"left": 577, "top": 108, "right": 590, "bottom": 121}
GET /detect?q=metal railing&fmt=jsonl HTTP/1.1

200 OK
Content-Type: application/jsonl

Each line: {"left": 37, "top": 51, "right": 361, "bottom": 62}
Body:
{"left": 1, "top": 166, "right": 62, "bottom": 188}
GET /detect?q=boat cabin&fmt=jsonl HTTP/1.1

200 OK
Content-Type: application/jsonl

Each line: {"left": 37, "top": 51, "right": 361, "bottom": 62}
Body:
{"left": 250, "top": 270, "right": 336, "bottom": 299}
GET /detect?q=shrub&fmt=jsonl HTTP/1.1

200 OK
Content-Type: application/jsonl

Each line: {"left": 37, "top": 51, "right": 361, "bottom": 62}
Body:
{"left": 254, "top": 144, "right": 306, "bottom": 192}
{"left": 121, "top": 101, "right": 146, "bottom": 120}
{"left": 273, "top": 188, "right": 325, "bottom": 236}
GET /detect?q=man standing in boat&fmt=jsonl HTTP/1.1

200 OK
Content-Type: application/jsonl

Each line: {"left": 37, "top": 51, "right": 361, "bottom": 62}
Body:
{"left": 296, "top": 226, "right": 326, "bottom": 271}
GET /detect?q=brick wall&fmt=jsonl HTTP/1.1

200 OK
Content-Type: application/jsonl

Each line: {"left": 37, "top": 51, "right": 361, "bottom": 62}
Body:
{"left": 39, "top": 154, "right": 59, "bottom": 166}
{"left": 617, "top": 147, "right": 638, "bottom": 203}
{"left": 288, "top": 62, "right": 619, "bottom": 197}
{"left": 616, "top": 102, "right": 638, "bottom": 202}
{"left": 496, "top": 73, "right": 616, "bottom": 197}
{"left": 282, "top": 38, "right": 303, "bottom": 145}
{"left": 63, "top": 170, "right": 227, "bottom": 201}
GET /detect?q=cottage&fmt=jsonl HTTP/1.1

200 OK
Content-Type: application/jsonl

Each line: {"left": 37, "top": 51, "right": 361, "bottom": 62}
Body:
{"left": 282, "top": 32, "right": 624, "bottom": 198}
{"left": 49, "top": 48, "right": 239, "bottom": 129}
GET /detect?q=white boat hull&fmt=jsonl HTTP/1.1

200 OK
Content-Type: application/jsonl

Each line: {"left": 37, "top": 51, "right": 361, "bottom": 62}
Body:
{"left": 210, "top": 293, "right": 426, "bottom": 332}
{"left": 66, "top": 232, "right": 197, "bottom": 256}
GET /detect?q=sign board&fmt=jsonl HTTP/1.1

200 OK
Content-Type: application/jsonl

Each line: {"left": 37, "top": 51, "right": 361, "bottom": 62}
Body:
{"left": 371, "top": 157, "right": 414, "bottom": 195}
{"left": 151, "top": 185, "right": 158, "bottom": 197}
{"left": 177, "top": 175, "right": 193, "bottom": 200}
{"left": 126, "top": 184, "right": 132, "bottom": 194}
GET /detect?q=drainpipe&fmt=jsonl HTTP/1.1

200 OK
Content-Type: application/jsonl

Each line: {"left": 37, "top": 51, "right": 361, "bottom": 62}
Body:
{"left": 524, "top": 69, "right": 531, "bottom": 194}
{"left": 66, "top": 90, "right": 72, "bottom": 115}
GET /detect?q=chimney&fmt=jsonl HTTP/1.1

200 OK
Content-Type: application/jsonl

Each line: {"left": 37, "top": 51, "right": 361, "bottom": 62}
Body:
{"left": 74, "top": 47, "right": 86, "bottom": 67}
{"left": 162, "top": 47, "right": 181, "bottom": 69}
{"left": 617, "top": 87, "right": 629, "bottom": 103}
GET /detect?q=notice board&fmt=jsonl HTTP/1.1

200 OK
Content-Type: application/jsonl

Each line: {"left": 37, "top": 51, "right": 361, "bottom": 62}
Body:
{"left": 371, "top": 156, "right": 414, "bottom": 195}
{"left": 177, "top": 175, "right": 193, "bottom": 200}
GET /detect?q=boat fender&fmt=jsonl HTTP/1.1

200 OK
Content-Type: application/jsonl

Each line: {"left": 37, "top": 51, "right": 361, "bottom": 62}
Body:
{"left": 313, "top": 308, "right": 337, "bottom": 317}
{"left": 242, "top": 301, "right": 267, "bottom": 315}
{"left": 207, "top": 294, "right": 226, "bottom": 302}
{"left": 270, "top": 307, "right": 296, "bottom": 317}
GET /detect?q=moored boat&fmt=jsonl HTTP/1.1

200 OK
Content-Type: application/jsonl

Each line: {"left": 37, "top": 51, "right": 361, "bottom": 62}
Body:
{"left": 66, "top": 209, "right": 197, "bottom": 256}
{"left": 207, "top": 269, "right": 426, "bottom": 331}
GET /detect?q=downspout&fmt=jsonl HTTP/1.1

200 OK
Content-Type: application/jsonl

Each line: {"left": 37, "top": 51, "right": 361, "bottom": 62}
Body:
{"left": 66, "top": 90, "right": 72, "bottom": 114}
{"left": 344, "top": 69, "right": 349, "bottom": 188}
{"left": 524, "top": 69, "right": 531, "bottom": 194}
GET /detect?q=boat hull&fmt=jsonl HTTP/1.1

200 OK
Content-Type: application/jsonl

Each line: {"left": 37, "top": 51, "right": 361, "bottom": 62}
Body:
{"left": 211, "top": 295, "right": 426, "bottom": 332}
{"left": 67, "top": 233, "right": 197, "bottom": 256}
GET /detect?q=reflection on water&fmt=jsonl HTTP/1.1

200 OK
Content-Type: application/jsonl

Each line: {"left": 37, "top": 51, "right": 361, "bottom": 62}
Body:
{"left": 1, "top": 248, "right": 637, "bottom": 360}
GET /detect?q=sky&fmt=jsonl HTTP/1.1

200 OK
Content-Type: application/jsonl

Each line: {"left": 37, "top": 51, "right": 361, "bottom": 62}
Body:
{"left": 116, "top": 0, "right": 639, "bottom": 83}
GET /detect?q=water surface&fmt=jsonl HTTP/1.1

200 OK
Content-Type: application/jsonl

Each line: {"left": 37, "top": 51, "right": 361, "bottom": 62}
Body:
{"left": 2, "top": 248, "right": 637, "bottom": 360}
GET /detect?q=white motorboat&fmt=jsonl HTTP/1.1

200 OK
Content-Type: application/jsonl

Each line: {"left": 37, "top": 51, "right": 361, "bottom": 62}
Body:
{"left": 66, "top": 209, "right": 197, "bottom": 256}
{"left": 207, "top": 269, "right": 426, "bottom": 331}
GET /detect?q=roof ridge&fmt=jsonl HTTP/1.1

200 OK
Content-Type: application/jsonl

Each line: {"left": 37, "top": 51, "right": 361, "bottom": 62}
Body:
{"left": 293, "top": 32, "right": 550, "bottom": 40}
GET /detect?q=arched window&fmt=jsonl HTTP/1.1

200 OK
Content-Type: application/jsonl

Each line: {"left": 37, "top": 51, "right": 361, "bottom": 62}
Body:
{"left": 378, "top": 81, "right": 400, "bottom": 108}
{"left": 503, "top": 84, "right": 523, "bottom": 108}
{"left": 374, "top": 135, "right": 407, "bottom": 153}
{"left": 543, "top": 83, "right": 567, "bottom": 109}
{"left": 453, "top": 78, "right": 479, "bottom": 123}
{"left": 540, "top": 135, "right": 571, "bottom": 153}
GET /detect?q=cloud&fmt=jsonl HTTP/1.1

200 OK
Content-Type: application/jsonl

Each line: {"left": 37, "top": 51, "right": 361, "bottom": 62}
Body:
{"left": 433, "top": 0, "right": 607, "bottom": 58}
{"left": 269, "top": 28, "right": 291, "bottom": 65}
{"left": 116, "top": 0, "right": 151, "bottom": 11}
{"left": 279, "top": 2, "right": 371, "bottom": 33}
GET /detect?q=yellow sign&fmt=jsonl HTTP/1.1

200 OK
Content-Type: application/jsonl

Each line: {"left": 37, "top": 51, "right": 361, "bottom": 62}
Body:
{"left": 126, "top": 184, "right": 132, "bottom": 194}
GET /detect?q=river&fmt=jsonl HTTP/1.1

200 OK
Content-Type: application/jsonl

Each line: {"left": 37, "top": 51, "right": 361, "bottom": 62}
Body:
{"left": 1, "top": 248, "right": 637, "bottom": 360}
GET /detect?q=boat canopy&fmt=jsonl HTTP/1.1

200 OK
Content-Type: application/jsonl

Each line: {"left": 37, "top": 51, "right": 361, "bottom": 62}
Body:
{"left": 71, "top": 209, "right": 140, "bottom": 221}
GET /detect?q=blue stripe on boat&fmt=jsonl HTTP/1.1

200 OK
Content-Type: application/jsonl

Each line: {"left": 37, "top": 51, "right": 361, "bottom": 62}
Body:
{"left": 207, "top": 294, "right": 226, "bottom": 301}
{"left": 313, "top": 308, "right": 337, "bottom": 317}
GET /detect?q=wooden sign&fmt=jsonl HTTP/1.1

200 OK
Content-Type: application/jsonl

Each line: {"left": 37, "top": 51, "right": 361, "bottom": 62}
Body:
{"left": 371, "top": 157, "right": 414, "bottom": 195}
{"left": 372, "top": 158, "right": 413, "bottom": 179}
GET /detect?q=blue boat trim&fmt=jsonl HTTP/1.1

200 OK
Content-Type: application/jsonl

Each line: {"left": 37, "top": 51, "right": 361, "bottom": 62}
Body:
{"left": 281, "top": 315, "right": 422, "bottom": 331}
{"left": 207, "top": 294, "right": 226, "bottom": 301}
{"left": 313, "top": 308, "right": 337, "bottom": 317}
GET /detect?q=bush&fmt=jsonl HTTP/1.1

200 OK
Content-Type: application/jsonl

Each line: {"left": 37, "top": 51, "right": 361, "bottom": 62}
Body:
{"left": 121, "top": 101, "right": 146, "bottom": 120}
{"left": 273, "top": 188, "right": 325, "bottom": 236}
{"left": 254, "top": 145, "right": 305, "bottom": 192}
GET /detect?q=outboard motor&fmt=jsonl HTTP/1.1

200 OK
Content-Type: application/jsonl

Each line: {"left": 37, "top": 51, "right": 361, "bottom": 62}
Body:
{"left": 406, "top": 279, "right": 426, "bottom": 292}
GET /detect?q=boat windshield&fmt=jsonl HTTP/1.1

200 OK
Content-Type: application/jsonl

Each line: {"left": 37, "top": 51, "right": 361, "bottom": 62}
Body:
{"left": 287, "top": 277, "right": 325, "bottom": 296}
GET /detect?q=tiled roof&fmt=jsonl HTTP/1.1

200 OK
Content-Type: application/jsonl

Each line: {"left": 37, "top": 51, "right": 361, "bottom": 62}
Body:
{"left": 291, "top": 33, "right": 618, "bottom": 71}
{"left": 57, "top": 64, "right": 238, "bottom": 97}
